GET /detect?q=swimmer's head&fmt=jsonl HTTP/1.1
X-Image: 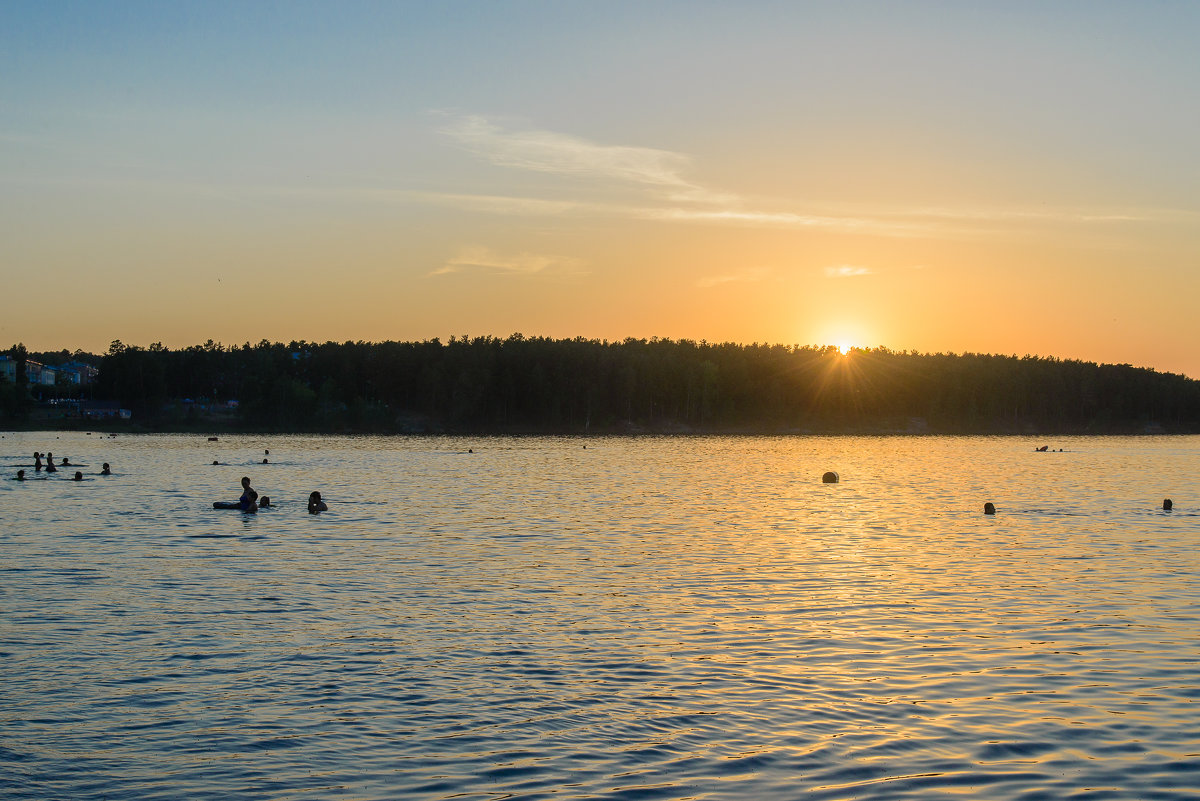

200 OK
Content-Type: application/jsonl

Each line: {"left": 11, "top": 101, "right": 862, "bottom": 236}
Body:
{"left": 241, "top": 476, "right": 251, "bottom": 487}
{"left": 984, "top": 502, "right": 996, "bottom": 515}
{"left": 262, "top": 458, "right": 268, "bottom": 464}
{"left": 309, "top": 491, "right": 321, "bottom": 502}
{"left": 259, "top": 496, "right": 271, "bottom": 507}
{"left": 1163, "top": 498, "right": 1173, "bottom": 511}
{"left": 16, "top": 469, "right": 24, "bottom": 480}
{"left": 74, "top": 471, "right": 83, "bottom": 481}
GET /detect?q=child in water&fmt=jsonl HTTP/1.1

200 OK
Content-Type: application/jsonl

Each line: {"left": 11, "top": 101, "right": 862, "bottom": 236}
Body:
{"left": 238, "top": 476, "right": 259, "bottom": 511}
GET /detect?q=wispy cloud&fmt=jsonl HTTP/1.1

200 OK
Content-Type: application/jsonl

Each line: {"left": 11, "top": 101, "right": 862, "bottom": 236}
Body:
{"left": 890, "top": 205, "right": 1151, "bottom": 224}
{"left": 444, "top": 115, "right": 695, "bottom": 191}
{"left": 417, "top": 192, "right": 581, "bottom": 216}
{"left": 644, "top": 207, "right": 935, "bottom": 236}
{"left": 696, "top": 266, "right": 772, "bottom": 289}
{"left": 431, "top": 246, "right": 586, "bottom": 277}
{"left": 824, "top": 265, "right": 872, "bottom": 278}
{"left": 435, "top": 114, "right": 1193, "bottom": 239}
{"left": 441, "top": 115, "right": 736, "bottom": 205}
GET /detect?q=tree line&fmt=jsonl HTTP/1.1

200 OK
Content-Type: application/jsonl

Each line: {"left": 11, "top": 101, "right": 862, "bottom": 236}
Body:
{"left": 5, "top": 337, "right": 1200, "bottom": 433}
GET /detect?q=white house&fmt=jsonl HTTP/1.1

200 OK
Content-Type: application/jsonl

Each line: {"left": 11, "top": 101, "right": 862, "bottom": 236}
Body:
{"left": 25, "top": 360, "right": 58, "bottom": 386}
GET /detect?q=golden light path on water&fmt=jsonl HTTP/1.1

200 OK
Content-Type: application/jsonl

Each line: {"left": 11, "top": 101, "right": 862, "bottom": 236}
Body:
{"left": 2, "top": 432, "right": 1199, "bottom": 799}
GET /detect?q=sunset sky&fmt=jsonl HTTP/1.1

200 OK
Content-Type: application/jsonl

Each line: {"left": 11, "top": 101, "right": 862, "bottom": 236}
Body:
{"left": 3, "top": 2, "right": 1198, "bottom": 376}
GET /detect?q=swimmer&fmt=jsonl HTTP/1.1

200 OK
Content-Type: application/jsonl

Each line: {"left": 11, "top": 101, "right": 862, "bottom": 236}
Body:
{"left": 308, "top": 491, "right": 328, "bottom": 514}
{"left": 15, "top": 469, "right": 25, "bottom": 481}
{"left": 258, "top": 496, "right": 272, "bottom": 508}
{"left": 34, "top": 452, "right": 42, "bottom": 471}
{"left": 1163, "top": 498, "right": 1173, "bottom": 511}
{"left": 45, "top": 452, "right": 56, "bottom": 473}
{"left": 238, "top": 476, "right": 258, "bottom": 511}
{"left": 100, "top": 463, "right": 111, "bottom": 476}
{"left": 73, "top": 471, "right": 83, "bottom": 481}
{"left": 62, "top": 457, "right": 71, "bottom": 466}
{"left": 262, "top": 458, "right": 268, "bottom": 464}
{"left": 213, "top": 460, "right": 220, "bottom": 465}
{"left": 984, "top": 502, "right": 996, "bottom": 515}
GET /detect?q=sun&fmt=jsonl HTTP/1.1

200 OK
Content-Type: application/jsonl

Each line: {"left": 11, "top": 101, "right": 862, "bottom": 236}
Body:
{"left": 836, "top": 343, "right": 852, "bottom": 356}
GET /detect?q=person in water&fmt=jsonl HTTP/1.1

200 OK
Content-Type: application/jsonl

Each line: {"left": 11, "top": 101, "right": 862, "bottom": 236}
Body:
{"left": 45, "top": 452, "right": 56, "bottom": 473}
{"left": 101, "top": 463, "right": 111, "bottom": 476}
{"left": 238, "top": 476, "right": 259, "bottom": 511}
{"left": 258, "top": 496, "right": 271, "bottom": 508}
{"left": 34, "top": 452, "right": 42, "bottom": 471}
{"left": 15, "top": 469, "right": 25, "bottom": 481}
{"left": 73, "top": 471, "right": 83, "bottom": 481}
{"left": 308, "top": 491, "right": 328, "bottom": 514}
{"left": 62, "top": 457, "right": 71, "bottom": 466}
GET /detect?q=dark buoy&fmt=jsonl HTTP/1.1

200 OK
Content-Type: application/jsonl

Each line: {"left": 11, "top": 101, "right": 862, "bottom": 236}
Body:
{"left": 1163, "top": 498, "right": 1173, "bottom": 511}
{"left": 208, "top": 437, "right": 218, "bottom": 442}
{"left": 984, "top": 502, "right": 996, "bottom": 515}
{"left": 822, "top": 471, "right": 839, "bottom": 484}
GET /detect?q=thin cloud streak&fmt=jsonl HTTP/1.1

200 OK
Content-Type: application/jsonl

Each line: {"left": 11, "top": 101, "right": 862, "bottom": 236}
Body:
{"left": 824, "top": 265, "right": 872, "bottom": 278}
{"left": 444, "top": 115, "right": 697, "bottom": 191}
{"left": 431, "top": 246, "right": 587, "bottom": 278}
{"left": 417, "top": 192, "right": 581, "bottom": 216}
{"left": 437, "top": 115, "right": 1193, "bottom": 240}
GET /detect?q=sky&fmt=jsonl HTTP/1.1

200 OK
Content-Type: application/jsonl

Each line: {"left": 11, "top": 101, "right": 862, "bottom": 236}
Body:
{"left": 2, "top": 1, "right": 1198, "bottom": 376}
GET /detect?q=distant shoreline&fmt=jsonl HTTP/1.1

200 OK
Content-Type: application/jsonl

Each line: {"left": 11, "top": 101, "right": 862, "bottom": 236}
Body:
{"left": 4, "top": 418, "right": 1196, "bottom": 437}
{"left": 11, "top": 339, "right": 1200, "bottom": 436}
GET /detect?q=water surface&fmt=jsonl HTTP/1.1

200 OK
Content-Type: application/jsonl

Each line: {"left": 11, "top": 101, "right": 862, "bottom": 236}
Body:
{"left": 3, "top": 433, "right": 1198, "bottom": 799}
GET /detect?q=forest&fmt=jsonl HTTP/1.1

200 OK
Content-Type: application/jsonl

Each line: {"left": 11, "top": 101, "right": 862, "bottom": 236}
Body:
{"left": 4, "top": 337, "right": 1200, "bottom": 434}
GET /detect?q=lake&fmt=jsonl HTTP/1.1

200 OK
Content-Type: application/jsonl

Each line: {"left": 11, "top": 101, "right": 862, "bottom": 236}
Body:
{"left": 2, "top": 432, "right": 1198, "bottom": 800}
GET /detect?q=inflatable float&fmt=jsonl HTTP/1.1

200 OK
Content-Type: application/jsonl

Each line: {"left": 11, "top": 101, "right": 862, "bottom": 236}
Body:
{"left": 213, "top": 502, "right": 256, "bottom": 512}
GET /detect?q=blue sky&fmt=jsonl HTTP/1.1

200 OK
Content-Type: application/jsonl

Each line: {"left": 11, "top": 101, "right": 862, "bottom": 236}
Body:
{"left": 3, "top": 1, "right": 1198, "bottom": 375}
